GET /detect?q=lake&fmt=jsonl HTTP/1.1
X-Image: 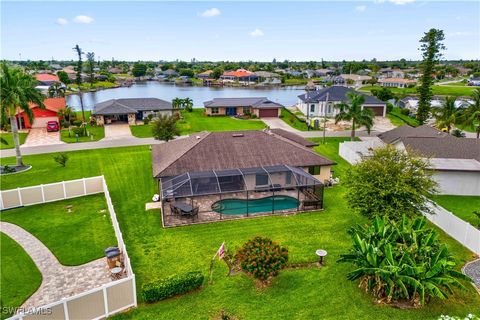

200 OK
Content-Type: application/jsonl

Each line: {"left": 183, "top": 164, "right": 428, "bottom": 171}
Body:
{"left": 65, "top": 81, "right": 305, "bottom": 110}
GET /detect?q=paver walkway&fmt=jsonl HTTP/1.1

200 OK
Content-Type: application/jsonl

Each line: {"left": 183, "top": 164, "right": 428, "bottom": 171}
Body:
{"left": 22, "top": 128, "right": 65, "bottom": 147}
{"left": 0, "top": 222, "right": 111, "bottom": 310}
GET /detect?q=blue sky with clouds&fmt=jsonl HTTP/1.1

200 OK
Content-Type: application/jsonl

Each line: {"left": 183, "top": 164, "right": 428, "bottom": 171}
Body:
{"left": 1, "top": 1, "right": 479, "bottom": 61}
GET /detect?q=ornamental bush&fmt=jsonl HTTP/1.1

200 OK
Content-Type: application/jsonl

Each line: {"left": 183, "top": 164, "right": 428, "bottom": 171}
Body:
{"left": 141, "top": 271, "right": 204, "bottom": 303}
{"left": 236, "top": 236, "right": 288, "bottom": 281}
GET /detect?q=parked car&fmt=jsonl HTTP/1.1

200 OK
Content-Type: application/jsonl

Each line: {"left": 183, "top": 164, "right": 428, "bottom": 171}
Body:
{"left": 46, "top": 121, "right": 59, "bottom": 132}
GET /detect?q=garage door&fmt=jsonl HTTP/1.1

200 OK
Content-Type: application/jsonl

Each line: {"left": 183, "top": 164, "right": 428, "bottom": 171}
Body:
{"left": 259, "top": 108, "right": 278, "bottom": 118}
{"left": 364, "top": 106, "right": 384, "bottom": 116}
{"left": 32, "top": 116, "right": 58, "bottom": 128}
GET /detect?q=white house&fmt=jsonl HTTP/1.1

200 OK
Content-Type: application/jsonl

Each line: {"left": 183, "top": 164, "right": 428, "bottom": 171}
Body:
{"left": 297, "top": 86, "right": 387, "bottom": 118}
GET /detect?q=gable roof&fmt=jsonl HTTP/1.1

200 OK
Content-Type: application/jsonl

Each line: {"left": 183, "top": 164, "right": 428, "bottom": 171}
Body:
{"left": 27, "top": 97, "right": 66, "bottom": 113}
{"left": 298, "top": 86, "right": 385, "bottom": 105}
{"left": 401, "top": 136, "right": 480, "bottom": 161}
{"left": 93, "top": 98, "right": 173, "bottom": 115}
{"left": 378, "top": 124, "right": 448, "bottom": 144}
{"left": 35, "top": 73, "right": 59, "bottom": 82}
{"left": 270, "top": 129, "right": 318, "bottom": 147}
{"left": 203, "top": 97, "right": 284, "bottom": 109}
{"left": 152, "top": 130, "right": 334, "bottom": 178}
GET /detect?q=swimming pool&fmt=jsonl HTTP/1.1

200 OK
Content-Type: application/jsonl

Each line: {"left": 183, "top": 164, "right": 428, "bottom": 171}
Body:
{"left": 211, "top": 196, "right": 299, "bottom": 215}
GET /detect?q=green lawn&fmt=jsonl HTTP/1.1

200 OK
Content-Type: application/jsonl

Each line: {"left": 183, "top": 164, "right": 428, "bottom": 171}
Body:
{"left": 431, "top": 195, "right": 480, "bottom": 227}
{"left": 280, "top": 108, "right": 309, "bottom": 131}
{"left": 130, "top": 109, "right": 266, "bottom": 138}
{"left": 360, "top": 85, "right": 476, "bottom": 97}
{"left": 0, "top": 194, "right": 116, "bottom": 266}
{"left": 0, "top": 132, "right": 28, "bottom": 150}
{"left": 60, "top": 124, "right": 105, "bottom": 143}
{"left": 0, "top": 232, "right": 42, "bottom": 319}
{"left": 387, "top": 107, "right": 419, "bottom": 127}
{"left": 1, "top": 143, "right": 479, "bottom": 319}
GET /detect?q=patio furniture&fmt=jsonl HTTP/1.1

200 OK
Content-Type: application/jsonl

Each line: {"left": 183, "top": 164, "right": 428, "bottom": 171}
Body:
{"left": 169, "top": 203, "right": 181, "bottom": 215}
{"left": 315, "top": 249, "right": 327, "bottom": 265}
{"left": 110, "top": 266, "right": 123, "bottom": 280}
{"left": 173, "top": 202, "right": 194, "bottom": 215}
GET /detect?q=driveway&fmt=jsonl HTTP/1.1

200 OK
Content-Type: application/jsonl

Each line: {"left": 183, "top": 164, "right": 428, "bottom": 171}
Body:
{"left": 261, "top": 117, "right": 301, "bottom": 133}
{"left": 22, "top": 128, "right": 64, "bottom": 147}
{"left": 103, "top": 123, "right": 133, "bottom": 140}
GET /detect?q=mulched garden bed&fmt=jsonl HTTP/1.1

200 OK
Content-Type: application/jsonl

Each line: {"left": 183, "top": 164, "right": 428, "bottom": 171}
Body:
{"left": 0, "top": 164, "right": 32, "bottom": 175}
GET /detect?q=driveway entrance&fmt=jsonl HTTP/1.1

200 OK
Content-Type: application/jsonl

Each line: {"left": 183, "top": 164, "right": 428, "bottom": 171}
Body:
{"left": 103, "top": 123, "right": 133, "bottom": 140}
{"left": 23, "top": 128, "right": 64, "bottom": 147}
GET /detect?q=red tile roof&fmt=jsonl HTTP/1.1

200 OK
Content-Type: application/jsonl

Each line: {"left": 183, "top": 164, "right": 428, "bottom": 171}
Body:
{"left": 35, "top": 73, "right": 59, "bottom": 82}
{"left": 222, "top": 69, "right": 254, "bottom": 78}
{"left": 28, "top": 98, "right": 66, "bottom": 112}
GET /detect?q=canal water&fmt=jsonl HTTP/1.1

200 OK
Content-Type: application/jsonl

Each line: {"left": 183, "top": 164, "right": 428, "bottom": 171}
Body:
{"left": 65, "top": 81, "right": 305, "bottom": 110}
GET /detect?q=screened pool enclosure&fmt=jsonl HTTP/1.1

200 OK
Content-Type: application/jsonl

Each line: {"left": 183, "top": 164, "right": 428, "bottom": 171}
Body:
{"left": 158, "top": 165, "right": 324, "bottom": 227}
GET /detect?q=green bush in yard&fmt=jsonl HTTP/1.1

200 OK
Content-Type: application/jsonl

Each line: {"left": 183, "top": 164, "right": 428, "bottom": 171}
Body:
{"left": 141, "top": 271, "right": 204, "bottom": 303}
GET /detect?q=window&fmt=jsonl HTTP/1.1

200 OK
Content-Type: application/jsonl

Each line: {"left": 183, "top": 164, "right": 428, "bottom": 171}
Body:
{"left": 243, "top": 106, "right": 250, "bottom": 114}
{"left": 255, "top": 174, "right": 269, "bottom": 186}
{"left": 327, "top": 103, "right": 333, "bottom": 114}
{"left": 211, "top": 107, "right": 219, "bottom": 114}
{"left": 285, "top": 171, "right": 292, "bottom": 185}
{"left": 310, "top": 104, "right": 315, "bottom": 113}
{"left": 308, "top": 166, "right": 320, "bottom": 175}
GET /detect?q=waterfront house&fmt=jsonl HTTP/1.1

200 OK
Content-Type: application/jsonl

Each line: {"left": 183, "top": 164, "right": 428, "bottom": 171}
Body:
{"left": 378, "top": 77, "right": 417, "bottom": 88}
{"left": 297, "top": 86, "right": 387, "bottom": 118}
{"left": 196, "top": 70, "right": 213, "bottom": 79}
{"left": 203, "top": 97, "right": 283, "bottom": 118}
{"left": 220, "top": 69, "right": 258, "bottom": 83}
{"left": 93, "top": 98, "right": 173, "bottom": 125}
{"left": 16, "top": 98, "right": 66, "bottom": 129}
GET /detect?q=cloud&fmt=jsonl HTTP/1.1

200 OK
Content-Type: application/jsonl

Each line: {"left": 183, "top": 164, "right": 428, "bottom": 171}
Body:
{"left": 73, "top": 15, "right": 94, "bottom": 24}
{"left": 199, "top": 8, "right": 221, "bottom": 18}
{"left": 56, "top": 18, "right": 68, "bottom": 25}
{"left": 448, "top": 31, "right": 472, "bottom": 37}
{"left": 374, "top": 0, "right": 415, "bottom": 4}
{"left": 355, "top": 5, "right": 367, "bottom": 12}
{"left": 249, "top": 29, "right": 264, "bottom": 37}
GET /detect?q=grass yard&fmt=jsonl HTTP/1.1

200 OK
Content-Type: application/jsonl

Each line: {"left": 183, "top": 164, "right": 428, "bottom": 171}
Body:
{"left": 0, "top": 132, "right": 28, "bottom": 150}
{"left": 387, "top": 107, "right": 419, "bottom": 127}
{"left": 0, "top": 194, "right": 116, "bottom": 266}
{"left": 360, "top": 85, "right": 476, "bottom": 97}
{"left": 0, "top": 232, "right": 42, "bottom": 319}
{"left": 60, "top": 124, "right": 105, "bottom": 143}
{"left": 130, "top": 109, "right": 266, "bottom": 138}
{"left": 431, "top": 195, "right": 480, "bottom": 227}
{"left": 280, "top": 107, "right": 309, "bottom": 131}
{"left": 1, "top": 143, "right": 479, "bottom": 319}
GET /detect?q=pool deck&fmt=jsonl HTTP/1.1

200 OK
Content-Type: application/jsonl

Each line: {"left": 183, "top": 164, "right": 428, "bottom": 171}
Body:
{"left": 161, "top": 190, "right": 320, "bottom": 227}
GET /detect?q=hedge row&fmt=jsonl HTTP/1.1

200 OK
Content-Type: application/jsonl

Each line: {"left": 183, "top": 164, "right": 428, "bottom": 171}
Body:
{"left": 141, "top": 271, "right": 204, "bottom": 303}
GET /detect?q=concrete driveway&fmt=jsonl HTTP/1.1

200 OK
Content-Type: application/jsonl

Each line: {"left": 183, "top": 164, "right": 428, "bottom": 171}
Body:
{"left": 261, "top": 117, "right": 300, "bottom": 133}
{"left": 22, "top": 128, "right": 64, "bottom": 147}
{"left": 103, "top": 123, "right": 133, "bottom": 140}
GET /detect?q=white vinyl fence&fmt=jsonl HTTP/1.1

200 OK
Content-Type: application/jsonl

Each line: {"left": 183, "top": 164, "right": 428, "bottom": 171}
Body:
{"left": 5, "top": 176, "right": 137, "bottom": 320}
{"left": 425, "top": 201, "right": 480, "bottom": 255}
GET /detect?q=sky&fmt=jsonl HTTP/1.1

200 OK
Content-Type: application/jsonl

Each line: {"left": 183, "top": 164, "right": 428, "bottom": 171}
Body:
{"left": 1, "top": 1, "right": 479, "bottom": 62}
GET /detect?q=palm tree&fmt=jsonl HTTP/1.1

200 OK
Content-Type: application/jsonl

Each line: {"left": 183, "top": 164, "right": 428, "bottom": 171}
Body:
{"left": 57, "top": 106, "right": 75, "bottom": 125}
{"left": 184, "top": 97, "right": 194, "bottom": 112}
{"left": 458, "top": 88, "right": 480, "bottom": 138}
{"left": 48, "top": 82, "right": 66, "bottom": 98}
{"left": 172, "top": 97, "right": 183, "bottom": 110}
{"left": 0, "top": 63, "right": 45, "bottom": 166}
{"left": 335, "top": 92, "right": 374, "bottom": 141}
{"left": 433, "top": 96, "right": 458, "bottom": 132}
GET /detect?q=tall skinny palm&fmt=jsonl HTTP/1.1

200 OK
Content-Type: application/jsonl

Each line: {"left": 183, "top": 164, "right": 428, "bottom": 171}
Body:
{"left": 0, "top": 63, "right": 45, "bottom": 166}
{"left": 459, "top": 88, "right": 480, "bottom": 138}
{"left": 433, "top": 96, "right": 458, "bottom": 132}
{"left": 335, "top": 92, "right": 374, "bottom": 141}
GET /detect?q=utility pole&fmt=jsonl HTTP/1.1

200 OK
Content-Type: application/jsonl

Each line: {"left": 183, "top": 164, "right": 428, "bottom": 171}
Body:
{"left": 323, "top": 92, "right": 329, "bottom": 144}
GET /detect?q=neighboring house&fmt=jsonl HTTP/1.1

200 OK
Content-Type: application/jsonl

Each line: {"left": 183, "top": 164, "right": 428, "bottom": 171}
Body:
{"left": 468, "top": 77, "right": 480, "bottom": 86}
{"left": 152, "top": 130, "right": 335, "bottom": 226}
{"left": 220, "top": 69, "right": 258, "bottom": 83}
{"left": 108, "top": 67, "right": 123, "bottom": 74}
{"left": 254, "top": 71, "right": 281, "bottom": 84}
{"left": 269, "top": 129, "right": 318, "bottom": 148}
{"left": 35, "top": 73, "right": 60, "bottom": 91}
{"left": 378, "top": 77, "right": 417, "bottom": 88}
{"left": 297, "top": 86, "right": 387, "bottom": 117}
{"left": 314, "top": 69, "right": 334, "bottom": 77}
{"left": 162, "top": 69, "right": 178, "bottom": 78}
{"left": 49, "top": 64, "right": 62, "bottom": 71}
{"left": 336, "top": 74, "right": 372, "bottom": 86}
{"left": 196, "top": 70, "right": 213, "bottom": 79}
{"left": 93, "top": 98, "right": 173, "bottom": 125}
{"left": 16, "top": 97, "right": 66, "bottom": 129}
{"left": 339, "top": 125, "right": 480, "bottom": 195}
{"left": 391, "top": 69, "right": 405, "bottom": 78}
{"left": 203, "top": 97, "right": 284, "bottom": 118}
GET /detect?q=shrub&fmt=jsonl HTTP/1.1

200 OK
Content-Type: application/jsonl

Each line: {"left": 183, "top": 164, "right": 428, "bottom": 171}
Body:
{"left": 53, "top": 153, "right": 68, "bottom": 167}
{"left": 2, "top": 165, "right": 16, "bottom": 173}
{"left": 60, "top": 120, "right": 70, "bottom": 129}
{"left": 386, "top": 103, "right": 394, "bottom": 113}
{"left": 141, "top": 271, "right": 204, "bottom": 303}
{"left": 236, "top": 236, "right": 288, "bottom": 282}
{"left": 72, "top": 127, "right": 84, "bottom": 137}
{"left": 73, "top": 119, "right": 83, "bottom": 127}
{"left": 400, "top": 108, "right": 411, "bottom": 116}
{"left": 339, "top": 215, "right": 471, "bottom": 306}
{"left": 151, "top": 114, "right": 180, "bottom": 142}
{"left": 143, "top": 117, "right": 151, "bottom": 125}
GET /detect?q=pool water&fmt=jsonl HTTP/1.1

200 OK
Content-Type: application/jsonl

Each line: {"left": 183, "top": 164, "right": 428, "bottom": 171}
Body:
{"left": 211, "top": 196, "right": 299, "bottom": 215}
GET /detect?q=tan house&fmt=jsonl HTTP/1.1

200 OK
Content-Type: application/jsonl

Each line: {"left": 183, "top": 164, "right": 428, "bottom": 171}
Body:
{"left": 203, "top": 97, "right": 283, "bottom": 118}
{"left": 378, "top": 77, "right": 417, "bottom": 88}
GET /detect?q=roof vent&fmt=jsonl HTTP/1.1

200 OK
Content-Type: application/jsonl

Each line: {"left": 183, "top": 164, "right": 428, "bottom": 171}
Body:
{"left": 195, "top": 135, "right": 201, "bottom": 139}
{"left": 232, "top": 133, "right": 244, "bottom": 137}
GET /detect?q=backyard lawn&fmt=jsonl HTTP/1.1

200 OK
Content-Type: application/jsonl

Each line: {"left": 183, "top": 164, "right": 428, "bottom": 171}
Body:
{"left": 0, "top": 132, "right": 28, "bottom": 150}
{"left": 431, "top": 195, "right": 480, "bottom": 227}
{"left": 0, "top": 232, "right": 42, "bottom": 319}
{"left": 387, "top": 107, "right": 419, "bottom": 127}
{"left": 130, "top": 109, "right": 266, "bottom": 138}
{"left": 280, "top": 107, "right": 309, "bottom": 131}
{"left": 1, "top": 143, "right": 479, "bottom": 319}
{"left": 0, "top": 194, "right": 116, "bottom": 266}
{"left": 359, "top": 85, "right": 476, "bottom": 97}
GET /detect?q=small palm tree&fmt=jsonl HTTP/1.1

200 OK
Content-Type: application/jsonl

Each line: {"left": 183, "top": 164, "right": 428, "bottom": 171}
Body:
{"left": 57, "top": 106, "right": 75, "bottom": 125}
{"left": 0, "top": 63, "right": 45, "bottom": 166}
{"left": 458, "top": 88, "right": 480, "bottom": 138}
{"left": 184, "top": 97, "right": 194, "bottom": 112}
{"left": 172, "top": 97, "right": 183, "bottom": 110}
{"left": 335, "top": 92, "right": 374, "bottom": 141}
{"left": 433, "top": 96, "right": 458, "bottom": 132}
{"left": 48, "top": 82, "right": 66, "bottom": 98}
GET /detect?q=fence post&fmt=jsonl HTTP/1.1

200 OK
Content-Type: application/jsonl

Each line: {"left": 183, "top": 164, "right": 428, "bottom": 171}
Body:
{"left": 132, "top": 274, "right": 138, "bottom": 307}
{"left": 40, "top": 184, "right": 45, "bottom": 202}
{"left": 62, "top": 181, "right": 67, "bottom": 199}
{"left": 62, "top": 298, "right": 70, "bottom": 320}
{"left": 17, "top": 188, "right": 23, "bottom": 206}
{"left": 83, "top": 178, "right": 87, "bottom": 196}
{"left": 0, "top": 191, "right": 4, "bottom": 210}
{"left": 103, "top": 286, "right": 109, "bottom": 318}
